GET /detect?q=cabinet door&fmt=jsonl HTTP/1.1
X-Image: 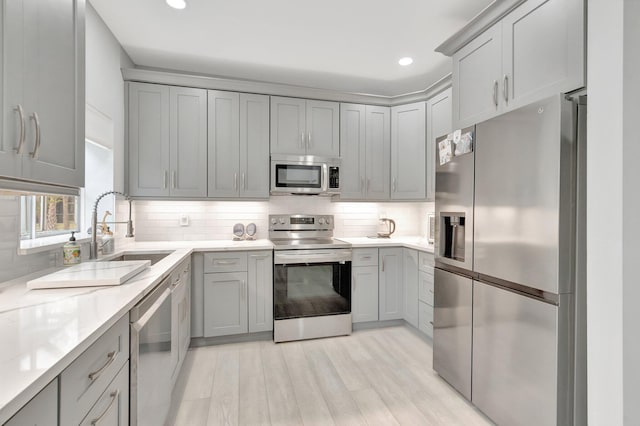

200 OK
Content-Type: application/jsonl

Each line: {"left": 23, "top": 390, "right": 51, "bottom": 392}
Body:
{"left": 452, "top": 24, "right": 502, "bottom": 129}
{"left": 20, "top": 0, "right": 85, "bottom": 188}
{"left": 390, "top": 102, "right": 426, "bottom": 200}
{"left": 5, "top": 378, "right": 58, "bottom": 426}
{"left": 0, "top": 0, "right": 22, "bottom": 179}
{"left": 379, "top": 248, "right": 403, "bottom": 321}
{"left": 352, "top": 266, "right": 379, "bottom": 323}
{"left": 203, "top": 272, "right": 248, "bottom": 337}
{"left": 180, "top": 265, "right": 191, "bottom": 359}
{"left": 208, "top": 90, "right": 240, "bottom": 197}
{"left": 426, "top": 88, "right": 452, "bottom": 201}
{"left": 502, "top": 0, "right": 585, "bottom": 111}
{"left": 403, "top": 249, "right": 419, "bottom": 328}
{"left": 418, "top": 301, "right": 434, "bottom": 338}
{"left": 365, "top": 105, "right": 391, "bottom": 200}
{"left": 270, "top": 96, "right": 306, "bottom": 155}
{"left": 79, "top": 363, "right": 128, "bottom": 426}
{"left": 128, "top": 82, "right": 170, "bottom": 196}
{"left": 239, "top": 93, "right": 270, "bottom": 198}
{"left": 339, "top": 103, "right": 366, "bottom": 199}
{"left": 248, "top": 251, "right": 273, "bottom": 333}
{"left": 169, "top": 87, "right": 207, "bottom": 197}
{"left": 306, "top": 100, "right": 339, "bottom": 157}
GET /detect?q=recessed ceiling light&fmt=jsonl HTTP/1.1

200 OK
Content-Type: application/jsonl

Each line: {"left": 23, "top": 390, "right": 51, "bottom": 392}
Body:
{"left": 398, "top": 57, "right": 414, "bottom": 66}
{"left": 166, "top": 0, "right": 186, "bottom": 10}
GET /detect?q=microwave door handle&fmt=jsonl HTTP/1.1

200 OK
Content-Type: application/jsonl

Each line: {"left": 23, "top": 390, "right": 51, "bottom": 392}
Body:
{"left": 322, "top": 163, "right": 328, "bottom": 192}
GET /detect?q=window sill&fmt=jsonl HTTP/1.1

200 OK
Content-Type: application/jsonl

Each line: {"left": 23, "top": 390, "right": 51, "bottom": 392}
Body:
{"left": 19, "top": 234, "right": 91, "bottom": 255}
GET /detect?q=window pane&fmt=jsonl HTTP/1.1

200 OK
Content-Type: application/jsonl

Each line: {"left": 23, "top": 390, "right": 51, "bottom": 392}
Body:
{"left": 20, "top": 194, "right": 79, "bottom": 239}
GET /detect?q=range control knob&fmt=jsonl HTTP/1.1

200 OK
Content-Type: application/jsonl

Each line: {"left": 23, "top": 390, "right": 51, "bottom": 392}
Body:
{"left": 270, "top": 218, "right": 277, "bottom": 225}
{"left": 279, "top": 217, "right": 286, "bottom": 225}
{"left": 318, "top": 217, "right": 325, "bottom": 225}
{"left": 325, "top": 217, "right": 332, "bottom": 225}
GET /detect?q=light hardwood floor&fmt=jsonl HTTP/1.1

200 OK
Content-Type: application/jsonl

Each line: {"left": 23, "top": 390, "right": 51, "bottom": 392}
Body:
{"left": 166, "top": 325, "right": 492, "bottom": 425}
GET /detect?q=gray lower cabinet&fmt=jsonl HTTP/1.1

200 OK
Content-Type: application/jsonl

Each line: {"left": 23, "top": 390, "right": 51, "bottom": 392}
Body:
{"left": 390, "top": 102, "right": 426, "bottom": 200}
{"left": 379, "top": 247, "right": 404, "bottom": 320}
{"left": 426, "top": 88, "right": 452, "bottom": 201}
{"left": 270, "top": 96, "right": 339, "bottom": 157}
{"left": 340, "top": 104, "right": 390, "bottom": 200}
{"left": 418, "top": 252, "right": 435, "bottom": 337}
{"left": 403, "top": 249, "right": 419, "bottom": 328}
{"left": 452, "top": 0, "right": 584, "bottom": 129}
{"left": 208, "top": 91, "right": 270, "bottom": 198}
{"left": 352, "top": 265, "right": 379, "bottom": 323}
{"left": 4, "top": 378, "right": 58, "bottom": 426}
{"left": 128, "top": 83, "right": 207, "bottom": 197}
{"left": 171, "top": 259, "right": 191, "bottom": 385}
{"left": 1, "top": 0, "right": 85, "bottom": 188}
{"left": 79, "top": 362, "right": 129, "bottom": 426}
{"left": 201, "top": 251, "right": 273, "bottom": 338}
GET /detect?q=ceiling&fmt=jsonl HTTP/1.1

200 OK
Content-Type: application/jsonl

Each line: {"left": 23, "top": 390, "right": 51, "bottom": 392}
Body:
{"left": 90, "top": 0, "right": 493, "bottom": 96}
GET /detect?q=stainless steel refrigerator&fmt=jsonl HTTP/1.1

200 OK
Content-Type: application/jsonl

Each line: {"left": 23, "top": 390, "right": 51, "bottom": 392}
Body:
{"left": 434, "top": 94, "right": 587, "bottom": 426}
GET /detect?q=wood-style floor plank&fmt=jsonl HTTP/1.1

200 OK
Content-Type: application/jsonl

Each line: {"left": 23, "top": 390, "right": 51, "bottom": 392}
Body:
{"left": 168, "top": 325, "right": 493, "bottom": 426}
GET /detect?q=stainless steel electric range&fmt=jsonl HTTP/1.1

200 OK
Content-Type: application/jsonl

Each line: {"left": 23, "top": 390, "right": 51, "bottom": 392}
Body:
{"left": 269, "top": 214, "right": 352, "bottom": 343}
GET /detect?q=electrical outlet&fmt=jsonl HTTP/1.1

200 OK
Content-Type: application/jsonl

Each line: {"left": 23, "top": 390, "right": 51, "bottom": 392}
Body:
{"left": 179, "top": 215, "right": 189, "bottom": 227}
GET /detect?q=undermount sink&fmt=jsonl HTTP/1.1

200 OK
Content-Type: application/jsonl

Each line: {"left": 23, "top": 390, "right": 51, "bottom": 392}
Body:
{"left": 102, "top": 252, "right": 173, "bottom": 266}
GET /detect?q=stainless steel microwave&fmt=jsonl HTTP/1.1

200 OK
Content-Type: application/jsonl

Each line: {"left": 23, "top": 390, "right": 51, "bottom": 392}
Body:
{"left": 270, "top": 154, "right": 341, "bottom": 195}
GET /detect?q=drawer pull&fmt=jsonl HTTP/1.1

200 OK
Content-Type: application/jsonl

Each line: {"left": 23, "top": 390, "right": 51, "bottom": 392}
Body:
{"left": 91, "top": 390, "right": 119, "bottom": 425}
{"left": 360, "top": 256, "right": 372, "bottom": 260}
{"left": 214, "top": 260, "right": 237, "bottom": 265}
{"left": 429, "top": 289, "right": 434, "bottom": 294}
{"left": 88, "top": 351, "right": 116, "bottom": 382}
{"left": 429, "top": 321, "right": 433, "bottom": 325}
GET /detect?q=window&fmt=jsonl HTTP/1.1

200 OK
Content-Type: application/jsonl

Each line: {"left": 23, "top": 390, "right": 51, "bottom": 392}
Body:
{"left": 20, "top": 194, "right": 80, "bottom": 240}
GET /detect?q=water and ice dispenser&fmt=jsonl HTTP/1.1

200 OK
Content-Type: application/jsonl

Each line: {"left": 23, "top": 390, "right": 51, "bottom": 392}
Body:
{"left": 440, "top": 213, "right": 466, "bottom": 262}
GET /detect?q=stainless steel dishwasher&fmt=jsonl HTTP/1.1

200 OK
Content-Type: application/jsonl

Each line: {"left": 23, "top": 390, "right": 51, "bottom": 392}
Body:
{"left": 130, "top": 275, "right": 173, "bottom": 426}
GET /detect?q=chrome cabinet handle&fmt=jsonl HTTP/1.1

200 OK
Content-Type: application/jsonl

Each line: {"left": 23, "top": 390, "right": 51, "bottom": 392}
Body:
{"left": 242, "top": 280, "right": 246, "bottom": 300}
{"left": 353, "top": 276, "right": 356, "bottom": 292}
{"left": 381, "top": 257, "right": 385, "bottom": 272}
{"left": 214, "top": 260, "right": 237, "bottom": 265}
{"left": 91, "top": 390, "right": 119, "bottom": 425}
{"left": 14, "top": 105, "right": 26, "bottom": 154}
{"left": 88, "top": 350, "right": 117, "bottom": 381}
{"left": 308, "top": 132, "right": 312, "bottom": 149}
{"left": 503, "top": 75, "right": 509, "bottom": 103}
{"left": 300, "top": 132, "right": 304, "bottom": 149}
{"left": 29, "top": 112, "right": 41, "bottom": 159}
{"left": 392, "top": 177, "right": 397, "bottom": 192}
{"left": 163, "top": 171, "right": 168, "bottom": 189}
{"left": 429, "top": 289, "right": 434, "bottom": 294}
{"left": 234, "top": 173, "right": 238, "bottom": 190}
{"left": 250, "top": 254, "right": 269, "bottom": 259}
{"left": 493, "top": 80, "right": 498, "bottom": 107}
{"left": 367, "top": 179, "right": 371, "bottom": 192}
{"left": 429, "top": 321, "right": 434, "bottom": 325}
{"left": 242, "top": 173, "right": 246, "bottom": 190}
{"left": 171, "top": 171, "right": 176, "bottom": 189}
{"left": 360, "top": 256, "right": 372, "bottom": 260}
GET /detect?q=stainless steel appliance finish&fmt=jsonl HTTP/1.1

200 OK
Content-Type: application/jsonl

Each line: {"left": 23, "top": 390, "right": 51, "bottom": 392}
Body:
{"left": 270, "top": 214, "right": 352, "bottom": 343}
{"left": 433, "top": 268, "right": 472, "bottom": 400}
{"left": 472, "top": 281, "right": 575, "bottom": 426}
{"left": 270, "top": 154, "right": 341, "bottom": 195}
{"left": 434, "top": 127, "right": 475, "bottom": 272}
{"left": 474, "top": 95, "right": 576, "bottom": 294}
{"left": 130, "top": 276, "right": 173, "bottom": 426}
{"left": 433, "top": 94, "right": 585, "bottom": 426}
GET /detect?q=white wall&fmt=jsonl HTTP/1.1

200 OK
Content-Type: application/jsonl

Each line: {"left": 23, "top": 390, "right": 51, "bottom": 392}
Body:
{"left": 128, "top": 198, "right": 433, "bottom": 241}
{"left": 587, "top": 0, "right": 640, "bottom": 423}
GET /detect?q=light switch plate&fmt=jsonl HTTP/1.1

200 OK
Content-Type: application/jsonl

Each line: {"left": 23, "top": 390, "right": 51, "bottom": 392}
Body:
{"left": 179, "top": 215, "right": 189, "bottom": 226}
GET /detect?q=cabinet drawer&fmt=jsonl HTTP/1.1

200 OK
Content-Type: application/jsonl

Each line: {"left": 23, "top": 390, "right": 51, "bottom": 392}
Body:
{"left": 419, "top": 301, "right": 434, "bottom": 338}
{"left": 60, "top": 314, "right": 129, "bottom": 426}
{"left": 203, "top": 252, "right": 247, "bottom": 273}
{"left": 352, "top": 248, "right": 378, "bottom": 267}
{"left": 419, "top": 270, "right": 434, "bottom": 305}
{"left": 79, "top": 362, "right": 129, "bottom": 426}
{"left": 418, "top": 251, "right": 434, "bottom": 272}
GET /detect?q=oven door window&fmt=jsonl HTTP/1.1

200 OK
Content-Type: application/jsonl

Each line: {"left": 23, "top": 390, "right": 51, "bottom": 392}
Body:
{"left": 274, "top": 262, "right": 351, "bottom": 319}
{"left": 275, "top": 164, "right": 322, "bottom": 188}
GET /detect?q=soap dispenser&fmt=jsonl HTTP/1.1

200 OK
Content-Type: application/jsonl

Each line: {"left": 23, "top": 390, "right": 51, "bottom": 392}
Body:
{"left": 63, "top": 231, "right": 81, "bottom": 266}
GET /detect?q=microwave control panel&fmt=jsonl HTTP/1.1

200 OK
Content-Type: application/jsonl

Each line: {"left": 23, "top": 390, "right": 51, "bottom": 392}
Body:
{"left": 329, "top": 167, "right": 340, "bottom": 189}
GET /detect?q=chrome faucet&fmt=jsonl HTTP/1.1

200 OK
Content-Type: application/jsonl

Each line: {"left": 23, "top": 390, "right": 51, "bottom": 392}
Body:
{"left": 90, "top": 191, "right": 134, "bottom": 259}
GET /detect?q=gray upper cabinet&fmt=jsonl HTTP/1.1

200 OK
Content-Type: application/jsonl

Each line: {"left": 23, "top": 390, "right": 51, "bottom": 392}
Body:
{"left": 208, "top": 91, "right": 269, "bottom": 198}
{"left": 391, "top": 102, "right": 426, "bottom": 200}
{"left": 452, "top": 24, "right": 502, "bottom": 129}
{"left": 501, "top": 0, "right": 585, "bottom": 111}
{"left": 271, "top": 96, "right": 339, "bottom": 157}
{"left": 340, "top": 103, "right": 390, "bottom": 200}
{"left": 1, "top": 0, "right": 85, "bottom": 188}
{"left": 452, "top": 0, "right": 584, "bottom": 128}
{"left": 170, "top": 87, "right": 208, "bottom": 197}
{"left": 426, "top": 88, "right": 452, "bottom": 201}
{"left": 128, "top": 83, "right": 171, "bottom": 197}
{"left": 129, "top": 83, "right": 207, "bottom": 197}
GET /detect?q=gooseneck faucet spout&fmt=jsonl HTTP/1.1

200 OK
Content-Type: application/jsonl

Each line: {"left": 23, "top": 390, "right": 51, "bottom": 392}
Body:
{"left": 90, "top": 191, "right": 135, "bottom": 260}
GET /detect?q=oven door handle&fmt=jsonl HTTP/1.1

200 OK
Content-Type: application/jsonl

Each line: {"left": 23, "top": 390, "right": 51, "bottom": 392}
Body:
{"left": 275, "top": 252, "right": 351, "bottom": 265}
{"left": 132, "top": 288, "right": 171, "bottom": 332}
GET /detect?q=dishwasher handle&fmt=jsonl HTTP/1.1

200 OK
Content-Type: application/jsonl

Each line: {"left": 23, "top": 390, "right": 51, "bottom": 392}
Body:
{"left": 132, "top": 288, "right": 171, "bottom": 331}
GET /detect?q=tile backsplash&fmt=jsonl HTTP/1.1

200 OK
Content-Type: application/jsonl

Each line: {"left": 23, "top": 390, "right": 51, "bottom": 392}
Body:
{"left": 128, "top": 197, "right": 434, "bottom": 241}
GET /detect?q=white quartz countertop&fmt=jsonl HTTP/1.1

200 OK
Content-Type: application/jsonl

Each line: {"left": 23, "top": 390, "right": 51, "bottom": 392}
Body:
{"left": 0, "top": 239, "right": 273, "bottom": 424}
{"left": 336, "top": 236, "right": 435, "bottom": 253}
{"left": 0, "top": 237, "right": 435, "bottom": 422}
